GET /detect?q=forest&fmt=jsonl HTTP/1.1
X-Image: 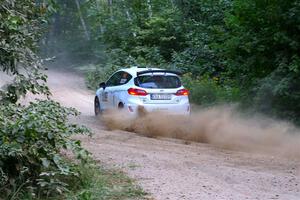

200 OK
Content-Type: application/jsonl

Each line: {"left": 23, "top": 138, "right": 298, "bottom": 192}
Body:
{"left": 1, "top": 0, "right": 300, "bottom": 199}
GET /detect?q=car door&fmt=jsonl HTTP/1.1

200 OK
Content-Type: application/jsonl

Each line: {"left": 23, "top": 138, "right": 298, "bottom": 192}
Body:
{"left": 101, "top": 71, "right": 122, "bottom": 110}
{"left": 110, "top": 71, "right": 133, "bottom": 107}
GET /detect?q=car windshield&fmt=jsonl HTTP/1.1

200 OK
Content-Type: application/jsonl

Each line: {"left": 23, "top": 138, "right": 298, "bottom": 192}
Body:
{"left": 135, "top": 75, "right": 181, "bottom": 89}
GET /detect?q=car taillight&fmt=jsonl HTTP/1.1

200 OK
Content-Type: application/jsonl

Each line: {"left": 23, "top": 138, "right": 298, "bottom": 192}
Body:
{"left": 128, "top": 88, "right": 148, "bottom": 96}
{"left": 175, "top": 89, "right": 189, "bottom": 96}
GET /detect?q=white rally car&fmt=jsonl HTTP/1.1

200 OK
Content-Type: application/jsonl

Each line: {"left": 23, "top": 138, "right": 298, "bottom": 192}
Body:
{"left": 94, "top": 67, "right": 190, "bottom": 116}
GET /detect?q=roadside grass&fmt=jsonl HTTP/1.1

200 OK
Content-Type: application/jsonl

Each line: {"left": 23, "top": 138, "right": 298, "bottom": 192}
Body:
{"left": 19, "top": 162, "right": 147, "bottom": 200}
{"left": 66, "top": 163, "right": 147, "bottom": 200}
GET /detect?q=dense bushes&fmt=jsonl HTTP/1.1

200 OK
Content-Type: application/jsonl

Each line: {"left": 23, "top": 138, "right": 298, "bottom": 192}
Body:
{"left": 223, "top": 0, "right": 300, "bottom": 121}
{"left": 0, "top": 100, "right": 90, "bottom": 199}
{"left": 182, "top": 74, "right": 240, "bottom": 106}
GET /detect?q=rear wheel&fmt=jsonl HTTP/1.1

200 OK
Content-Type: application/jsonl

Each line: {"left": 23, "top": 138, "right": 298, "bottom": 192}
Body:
{"left": 118, "top": 102, "right": 124, "bottom": 110}
{"left": 94, "top": 97, "right": 101, "bottom": 116}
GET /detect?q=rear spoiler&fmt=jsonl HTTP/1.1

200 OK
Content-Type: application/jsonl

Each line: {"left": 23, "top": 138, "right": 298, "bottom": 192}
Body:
{"left": 137, "top": 70, "right": 182, "bottom": 76}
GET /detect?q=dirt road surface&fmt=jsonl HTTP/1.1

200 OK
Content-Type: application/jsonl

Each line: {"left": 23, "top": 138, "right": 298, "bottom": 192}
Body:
{"left": 2, "top": 68, "right": 300, "bottom": 200}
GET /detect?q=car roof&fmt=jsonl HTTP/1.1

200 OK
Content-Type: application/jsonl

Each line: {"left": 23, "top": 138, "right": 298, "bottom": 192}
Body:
{"left": 120, "top": 67, "right": 178, "bottom": 77}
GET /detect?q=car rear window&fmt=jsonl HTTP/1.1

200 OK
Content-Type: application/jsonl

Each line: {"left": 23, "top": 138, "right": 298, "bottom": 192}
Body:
{"left": 134, "top": 75, "right": 181, "bottom": 89}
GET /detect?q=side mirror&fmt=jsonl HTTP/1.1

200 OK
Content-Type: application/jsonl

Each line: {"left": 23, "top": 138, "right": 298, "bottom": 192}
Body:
{"left": 99, "top": 82, "right": 106, "bottom": 89}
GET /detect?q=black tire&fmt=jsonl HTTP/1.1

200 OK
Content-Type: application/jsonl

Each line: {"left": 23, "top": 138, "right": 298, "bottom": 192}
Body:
{"left": 118, "top": 102, "right": 124, "bottom": 109}
{"left": 94, "top": 97, "right": 101, "bottom": 116}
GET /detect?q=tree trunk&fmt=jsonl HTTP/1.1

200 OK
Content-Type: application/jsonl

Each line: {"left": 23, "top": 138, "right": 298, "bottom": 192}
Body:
{"left": 95, "top": 0, "right": 100, "bottom": 10}
{"left": 107, "top": 0, "right": 113, "bottom": 19}
{"left": 75, "top": 0, "right": 90, "bottom": 41}
{"left": 122, "top": 0, "right": 136, "bottom": 37}
{"left": 170, "top": 0, "right": 175, "bottom": 8}
{"left": 94, "top": 0, "right": 104, "bottom": 34}
{"left": 147, "top": 0, "right": 153, "bottom": 18}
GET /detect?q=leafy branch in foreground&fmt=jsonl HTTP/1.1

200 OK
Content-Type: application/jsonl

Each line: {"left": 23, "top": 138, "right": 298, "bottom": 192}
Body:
{"left": 0, "top": 100, "right": 90, "bottom": 199}
{"left": 0, "top": 0, "right": 56, "bottom": 103}
{"left": 0, "top": 69, "right": 50, "bottom": 104}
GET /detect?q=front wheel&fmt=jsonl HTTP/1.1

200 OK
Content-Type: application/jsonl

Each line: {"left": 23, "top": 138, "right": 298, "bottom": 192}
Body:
{"left": 94, "top": 97, "right": 101, "bottom": 116}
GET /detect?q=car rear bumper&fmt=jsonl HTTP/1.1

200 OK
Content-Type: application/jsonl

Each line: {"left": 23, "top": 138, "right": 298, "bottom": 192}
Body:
{"left": 126, "top": 103, "right": 190, "bottom": 116}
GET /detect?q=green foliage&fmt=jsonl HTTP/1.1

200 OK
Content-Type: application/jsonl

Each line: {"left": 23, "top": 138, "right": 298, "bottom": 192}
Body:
{"left": 134, "top": 8, "right": 186, "bottom": 62}
{"left": 253, "top": 64, "right": 300, "bottom": 122}
{"left": 1, "top": 0, "right": 41, "bottom": 74}
{"left": 183, "top": 74, "right": 240, "bottom": 106}
{"left": 172, "top": 0, "right": 232, "bottom": 75}
{"left": 223, "top": 0, "right": 300, "bottom": 122}
{"left": 0, "top": 0, "right": 56, "bottom": 103}
{"left": 0, "top": 100, "right": 90, "bottom": 199}
{"left": 83, "top": 0, "right": 185, "bottom": 65}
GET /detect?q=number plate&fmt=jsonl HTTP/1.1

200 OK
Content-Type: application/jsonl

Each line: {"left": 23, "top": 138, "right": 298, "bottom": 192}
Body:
{"left": 150, "top": 94, "right": 172, "bottom": 100}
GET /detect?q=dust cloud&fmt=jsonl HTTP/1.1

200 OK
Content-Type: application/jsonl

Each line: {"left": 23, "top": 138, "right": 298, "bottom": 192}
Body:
{"left": 102, "top": 106, "right": 300, "bottom": 158}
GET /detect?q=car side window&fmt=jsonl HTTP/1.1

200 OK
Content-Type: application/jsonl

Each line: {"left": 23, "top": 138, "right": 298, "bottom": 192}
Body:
{"left": 119, "top": 72, "right": 132, "bottom": 85}
{"left": 106, "top": 71, "right": 132, "bottom": 87}
{"left": 106, "top": 72, "right": 122, "bottom": 87}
